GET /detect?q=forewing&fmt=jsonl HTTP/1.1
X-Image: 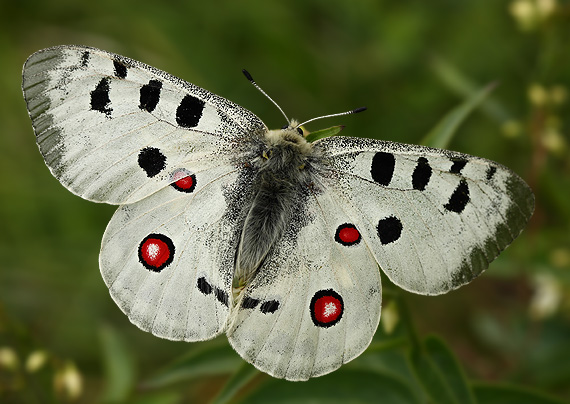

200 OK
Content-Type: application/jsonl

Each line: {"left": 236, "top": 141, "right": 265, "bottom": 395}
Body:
{"left": 226, "top": 185, "right": 382, "bottom": 381}
{"left": 22, "top": 45, "right": 266, "bottom": 204}
{"left": 313, "top": 136, "right": 534, "bottom": 295}
{"left": 99, "top": 164, "right": 251, "bottom": 341}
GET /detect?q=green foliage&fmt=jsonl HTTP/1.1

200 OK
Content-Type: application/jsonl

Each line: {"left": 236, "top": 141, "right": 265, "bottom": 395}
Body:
{"left": 305, "top": 125, "right": 345, "bottom": 142}
{"left": 100, "top": 325, "right": 136, "bottom": 402}
{"left": 210, "top": 362, "right": 259, "bottom": 404}
{"left": 142, "top": 339, "right": 242, "bottom": 389}
{"left": 422, "top": 82, "right": 497, "bottom": 149}
{"left": 1, "top": 0, "right": 569, "bottom": 403}
{"left": 472, "top": 383, "right": 566, "bottom": 404}
{"left": 235, "top": 369, "right": 420, "bottom": 404}
{"left": 410, "top": 336, "right": 477, "bottom": 404}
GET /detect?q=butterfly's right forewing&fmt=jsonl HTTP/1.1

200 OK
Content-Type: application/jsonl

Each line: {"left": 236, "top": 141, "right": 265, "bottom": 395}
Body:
{"left": 313, "top": 136, "right": 534, "bottom": 295}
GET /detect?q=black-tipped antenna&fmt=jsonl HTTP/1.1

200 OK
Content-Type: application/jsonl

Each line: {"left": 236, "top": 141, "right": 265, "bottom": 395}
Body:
{"left": 242, "top": 69, "right": 290, "bottom": 125}
{"left": 296, "top": 107, "right": 367, "bottom": 128}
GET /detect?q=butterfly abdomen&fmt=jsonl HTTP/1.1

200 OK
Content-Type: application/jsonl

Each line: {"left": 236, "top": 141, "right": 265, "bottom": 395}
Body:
{"left": 233, "top": 127, "right": 314, "bottom": 292}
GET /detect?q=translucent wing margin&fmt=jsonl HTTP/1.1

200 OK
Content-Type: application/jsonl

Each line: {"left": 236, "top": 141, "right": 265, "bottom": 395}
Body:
{"left": 313, "top": 136, "right": 534, "bottom": 295}
{"left": 22, "top": 45, "right": 266, "bottom": 204}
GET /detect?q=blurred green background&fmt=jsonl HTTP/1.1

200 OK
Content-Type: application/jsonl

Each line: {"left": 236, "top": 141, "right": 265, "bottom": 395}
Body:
{"left": 1, "top": 0, "right": 569, "bottom": 403}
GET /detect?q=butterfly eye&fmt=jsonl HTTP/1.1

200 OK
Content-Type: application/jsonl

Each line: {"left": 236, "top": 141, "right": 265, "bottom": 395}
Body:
{"left": 296, "top": 127, "right": 303, "bottom": 136}
{"left": 281, "top": 124, "right": 289, "bottom": 130}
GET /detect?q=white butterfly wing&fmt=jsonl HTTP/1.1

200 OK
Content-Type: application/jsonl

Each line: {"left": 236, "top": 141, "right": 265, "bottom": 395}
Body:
{"left": 22, "top": 45, "right": 266, "bottom": 204}
{"left": 227, "top": 183, "right": 382, "bottom": 381}
{"left": 23, "top": 44, "right": 534, "bottom": 381}
{"left": 100, "top": 163, "right": 252, "bottom": 341}
{"left": 313, "top": 136, "right": 534, "bottom": 295}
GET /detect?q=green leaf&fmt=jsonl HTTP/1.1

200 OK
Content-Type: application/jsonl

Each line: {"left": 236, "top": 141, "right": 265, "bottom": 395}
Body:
{"left": 472, "top": 383, "right": 566, "bottom": 404}
{"left": 305, "top": 125, "right": 344, "bottom": 142}
{"left": 131, "top": 392, "right": 182, "bottom": 404}
{"left": 410, "top": 336, "right": 477, "bottom": 404}
{"left": 235, "top": 369, "right": 420, "bottom": 404}
{"left": 211, "top": 362, "right": 260, "bottom": 404}
{"left": 429, "top": 55, "right": 511, "bottom": 123}
{"left": 424, "top": 337, "right": 477, "bottom": 404}
{"left": 141, "top": 339, "right": 241, "bottom": 389}
{"left": 421, "top": 82, "right": 497, "bottom": 149}
{"left": 410, "top": 349, "right": 457, "bottom": 404}
{"left": 100, "top": 324, "right": 136, "bottom": 403}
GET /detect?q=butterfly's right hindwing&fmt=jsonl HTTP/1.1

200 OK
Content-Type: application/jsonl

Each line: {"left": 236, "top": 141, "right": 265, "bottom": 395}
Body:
{"left": 22, "top": 46, "right": 266, "bottom": 205}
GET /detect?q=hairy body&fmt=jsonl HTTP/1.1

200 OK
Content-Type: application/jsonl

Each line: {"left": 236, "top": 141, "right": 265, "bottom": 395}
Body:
{"left": 233, "top": 126, "right": 314, "bottom": 293}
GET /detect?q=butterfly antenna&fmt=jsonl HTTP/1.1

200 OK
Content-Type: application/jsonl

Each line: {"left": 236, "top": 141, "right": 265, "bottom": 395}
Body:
{"left": 296, "top": 107, "right": 367, "bottom": 129}
{"left": 242, "top": 69, "right": 290, "bottom": 125}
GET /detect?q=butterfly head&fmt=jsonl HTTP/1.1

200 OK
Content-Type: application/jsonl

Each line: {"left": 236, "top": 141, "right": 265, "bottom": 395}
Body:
{"left": 264, "top": 120, "right": 312, "bottom": 158}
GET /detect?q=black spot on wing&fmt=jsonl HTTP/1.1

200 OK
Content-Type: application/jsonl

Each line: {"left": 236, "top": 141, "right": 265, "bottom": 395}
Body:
{"left": 197, "top": 277, "right": 212, "bottom": 295}
{"left": 80, "top": 51, "right": 90, "bottom": 67}
{"left": 138, "top": 147, "right": 166, "bottom": 178}
{"left": 412, "top": 157, "right": 431, "bottom": 191}
{"left": 377, "top": 216, "right": 402, "bottom": 245}
{"left": 90, "top": 78, "right": 112, "bottom": 116}
{"left": 214, "top": 287, "right": 229, "bottom": 307}
{"left": 260, "top": 300, "right": 279, "bottom": 314}
{"left": 444, "top": 179, "right": 470, "bottom": 213}
{"left": 371, "top": 152, "right": 395, "bottom": 186}
{"left": 450, "top": 158, "right": 467, "bottom": 174}
{"left": 113, "top": 59, "right": 127, "bottom": 79}
{"left": 139, "top": 80, "right": 162, "bottom": 113}
{"left": 241, "top": 297, "right": 260, "bottom": 309}
{"left": 176, "top": 95, "right": 205, "bottom": 128}
{"left": 486, "top": 166, "right": 497, "bottom": 181}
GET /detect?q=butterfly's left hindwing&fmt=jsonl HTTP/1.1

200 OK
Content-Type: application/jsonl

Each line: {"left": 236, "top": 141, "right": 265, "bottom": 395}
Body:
{"left": 22, "top": 46, "right": 266, "bottom": 204}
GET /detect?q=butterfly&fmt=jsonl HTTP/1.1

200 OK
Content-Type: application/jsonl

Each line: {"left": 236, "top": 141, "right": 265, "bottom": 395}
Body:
{"left": 22, "top": 45, "right": 534, "bottom": 381}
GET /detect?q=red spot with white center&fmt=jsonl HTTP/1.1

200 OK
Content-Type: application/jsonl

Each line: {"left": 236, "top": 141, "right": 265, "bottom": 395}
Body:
{"left": 170, "top": 169, "right": 196, "bottom": 193}
{"left": 310, "top": 289, "right": 344, "bottom": 328}
{"left": 138, "top": 233, "right": 175, "bottom": 272}
{"left": 335, "top": 223, "right": 361, "bottom": 246}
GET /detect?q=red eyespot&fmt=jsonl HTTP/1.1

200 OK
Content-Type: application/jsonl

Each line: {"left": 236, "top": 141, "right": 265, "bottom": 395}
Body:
{"left": 138, "top": 234, "right": 175, "bottom": 272}
{"left": 310, "top": 289, "right": 343, "bottom": 328}
{"left": 170, "top": 169, "right": 196, "bottom": 193}
{"left": 335, "top": 223, "right": 361, "bottom": 246}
